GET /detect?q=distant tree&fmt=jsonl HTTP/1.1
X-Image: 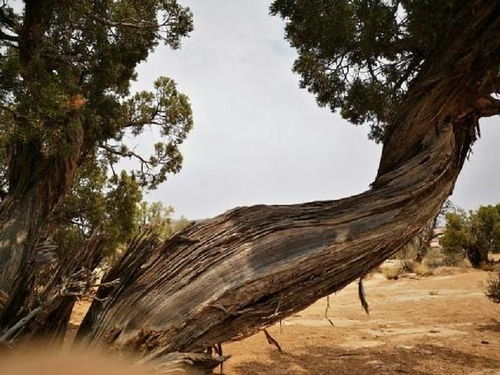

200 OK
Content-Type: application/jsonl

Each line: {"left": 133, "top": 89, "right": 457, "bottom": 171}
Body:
{"left": 441, "top": 204, "right": 500, "bottom": 267}
{"left": 137, "top": 201, "right": 174, "bottom": 239}
{"left": 54, "top": 167, "right": 143, "bottom": 259}
{"left": 397, "top": 199, "right": 456, "bottom": 262}
{"left": 136, "top": 201, "right": 191, "bottom": 240}
{"left": 470, "top": 205, "right": 500, "bottom": 254}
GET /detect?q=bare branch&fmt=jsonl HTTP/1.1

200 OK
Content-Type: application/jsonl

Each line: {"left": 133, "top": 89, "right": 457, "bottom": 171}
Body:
{"left": 0, "top": 29, "right": 17, "bottom": 42}
{"left": 358, "top": 277, "right": 370, "bottom": 314}
{"left": 99, "top": 143, "right": 152, "bottom": 169}
{"left": 90, "top": 15, "right": 159, "bottom": 30}
{"left": 0, "top": 303, "right": 47, "bottom": 344}
{"left": 262, "top": 329, "right": 283, "bottom": 353}
{"left": 324, "top": 295, "right": 335, "bottom": 326}
{"left": 0, "top": 273, "right": 119, "bottom": 345}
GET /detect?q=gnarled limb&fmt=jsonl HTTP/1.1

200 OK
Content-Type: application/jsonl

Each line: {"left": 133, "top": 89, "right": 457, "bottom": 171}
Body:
{"left": 76, "top": 0, "right": 499, "bottom": 360}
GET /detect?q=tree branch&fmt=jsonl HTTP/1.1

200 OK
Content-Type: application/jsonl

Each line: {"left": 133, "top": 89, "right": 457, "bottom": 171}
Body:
{"left": 0, "top": 2, "right": 17, "bottom": 31}
{"left": 0, "top": 29, "right": 17, "bottom": 42}
{"left": 99, "top": 143, "right": 151, "bottom": 168}
{"left": 75, "top": 1, "right": 499, "bottom": 356}
{"left": 90, "top": 15, "right": 159, "bottom": 30}
{"left": 475, "top": 96, "right": 500, "bottom": 117}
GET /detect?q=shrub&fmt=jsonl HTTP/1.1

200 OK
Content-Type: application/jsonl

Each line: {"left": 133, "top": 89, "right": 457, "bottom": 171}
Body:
{"left": 443, "top": 251, "right": 466, "bottom": 266}
{"left": 381, "top": 266, "right": 404, "bottom": 280}
{"left": 440, "top": 205, "right": 500, "bottom": 268}
{"left": 413, "top": 263, "right": 433, "bottom": 276}
{"left": 423, "top": 247, "right": 445, "bottom": 268}
{"left": 485, "top": 273, "right": 500, "bottom": 304}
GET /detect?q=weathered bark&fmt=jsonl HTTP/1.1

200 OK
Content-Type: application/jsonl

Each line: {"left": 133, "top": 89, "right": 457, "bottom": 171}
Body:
{"left": 0, "top": 230, "right": 106, "bottom": 346}
{"left": 30, "top": 232, "right": 107, "bottom": 341}
{"left": 0, "top": 0, "right": 85, "bottom": 328}
{"left": 0, "top": 140, "right": 84, "bottom": 328}
{"left": 76, "top": 124, "right": 468, "bottom": 354}
{"left": 77, "top": 0, "right": 499, "bottom": 358}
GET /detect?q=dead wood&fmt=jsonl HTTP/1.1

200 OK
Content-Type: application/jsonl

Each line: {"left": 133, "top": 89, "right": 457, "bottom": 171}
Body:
{"left": 74, "top": 1, "right": 499, "bottom": 361}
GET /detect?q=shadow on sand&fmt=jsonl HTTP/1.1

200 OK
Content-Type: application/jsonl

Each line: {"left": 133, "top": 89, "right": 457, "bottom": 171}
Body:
{"left": 230, "top": 343, "right": 500, "bottom": 375}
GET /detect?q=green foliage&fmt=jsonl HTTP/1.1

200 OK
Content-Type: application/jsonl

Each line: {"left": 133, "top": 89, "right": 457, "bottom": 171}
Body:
{"left": 55, "top": 173, "right": 192, "bottom": 260}
{"left": 54, "top": 165, "right": 143, "bottom": 257}
{"left": 440, "top": 204, "right": 500, "bottom": 267}
{"left": 440, "top": 212, "right": 471, "bottom": 257}
{"left": 470, "top": 205, "right": 500, "bottom": 254}
{"left": 270, "top": 0, "right": 457, "bottom": 141}
{"left": 137, "top": 201, "right": 174, "bottom": 241}
{"left": 0, "top": 0, "right": 193, "bottom": 186}
{"left": 0, "top": 1, "right": 194, "bottom": 256}
{"left": 1, "top": 0, "right": 193, "bottom": 157}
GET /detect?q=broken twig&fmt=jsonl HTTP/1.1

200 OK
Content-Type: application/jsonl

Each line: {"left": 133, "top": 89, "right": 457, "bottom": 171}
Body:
{"left": 263, "top": 329, "right": 283, "bottom": 353}
{"left": 358, "top": 277, "right": 370, "bottom": 314}
{"left": 324, "top": 295, "right": 335, "bottom": 326}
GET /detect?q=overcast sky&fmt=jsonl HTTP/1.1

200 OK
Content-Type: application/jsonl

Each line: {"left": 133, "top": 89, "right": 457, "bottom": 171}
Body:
{"left": 131, "top": 0, "right": 499, "bottom": 220}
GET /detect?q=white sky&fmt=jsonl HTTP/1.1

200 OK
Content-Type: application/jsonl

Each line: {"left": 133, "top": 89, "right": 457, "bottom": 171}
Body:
{"left": 130, "top": 0, "right": 499, "bottom": 219}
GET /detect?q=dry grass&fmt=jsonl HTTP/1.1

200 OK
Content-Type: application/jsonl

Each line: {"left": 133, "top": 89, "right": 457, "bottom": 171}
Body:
{"left": 423, "top": 247, "right": 446, "bottom": 268}
{"left": 412, "top": 263, "right": 433, "bottom": 277}
{"left": 485, "top": 273, "right": 500, "bottom": 304}
{"left": 381, "top": 266, "right": 404, "bottom": 280}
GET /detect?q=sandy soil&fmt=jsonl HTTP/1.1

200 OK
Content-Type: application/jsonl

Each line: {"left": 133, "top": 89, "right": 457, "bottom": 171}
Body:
{"left": 70, "top": 269, "right": 500, "bottom": 375}
{"left": 222, "top": 269, "right": 500, "bottom": 375}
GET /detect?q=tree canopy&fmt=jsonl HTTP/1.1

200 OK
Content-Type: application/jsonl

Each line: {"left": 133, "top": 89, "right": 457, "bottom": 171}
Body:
{"left": 0, "top": 0, "right": 193, "bottom": 180}
{"left": 0, "top": 0, "right": 194, "bottom": 257}
{"left": 441, "top": 204, "right": 500, "bottom": 267}
{"left": 270, "top": 1, "right": 483, "bottom": 142}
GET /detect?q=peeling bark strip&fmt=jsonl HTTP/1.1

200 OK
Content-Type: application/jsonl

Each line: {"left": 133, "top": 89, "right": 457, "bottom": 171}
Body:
{"left": 78, "top": 0, "right": 499, "bottom": 358}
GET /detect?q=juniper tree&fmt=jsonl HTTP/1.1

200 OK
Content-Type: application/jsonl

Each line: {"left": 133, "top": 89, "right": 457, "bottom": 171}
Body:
{"left": 0, "top": 0, "right": 499, "bottom": 371}
{"left": 0, "top": 0, "right": 193, "bottom": 328}
{"left": 76, "top": 0, "right": 499, "bottom": 359}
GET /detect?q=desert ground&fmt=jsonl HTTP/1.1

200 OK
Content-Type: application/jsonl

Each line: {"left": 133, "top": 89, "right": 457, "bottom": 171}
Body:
{"left": 70, "top": 268, "right": 500, "bottom": 375}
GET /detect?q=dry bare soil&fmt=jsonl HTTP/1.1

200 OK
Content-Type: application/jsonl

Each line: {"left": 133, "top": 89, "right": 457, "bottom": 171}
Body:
{"left": 69, "top": 269, "right": 500, "bottom": 375}
{"left": 222, "top": 269, "right": 500, "bottom": 375}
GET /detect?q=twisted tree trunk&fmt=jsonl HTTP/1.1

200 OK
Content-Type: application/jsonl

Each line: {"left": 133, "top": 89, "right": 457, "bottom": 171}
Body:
{"left": 0, "top": 0, "right": 86, "bottom": 329}
{"left": 0, "top": 136, "right": 83, "bottom": 327}
{"left": 77, "top": 0, "right": 499, "bottom": 359}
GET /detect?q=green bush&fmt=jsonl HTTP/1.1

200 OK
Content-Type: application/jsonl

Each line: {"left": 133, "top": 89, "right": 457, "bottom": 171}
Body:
{"left": 440, "top": 204, "right": 500, "bottom": 268}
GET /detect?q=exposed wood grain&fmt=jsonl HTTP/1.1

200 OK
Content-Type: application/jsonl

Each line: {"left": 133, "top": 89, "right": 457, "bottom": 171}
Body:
{"left": 76, "top": 1, "right": 499, "bottom": 361}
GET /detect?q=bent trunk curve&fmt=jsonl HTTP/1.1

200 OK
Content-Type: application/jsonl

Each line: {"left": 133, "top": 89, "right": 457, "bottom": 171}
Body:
{"left": 78, "top": 0, "right": 498, "bottom": 359}
{"left": 78, "top": 121, "right": 464, "bottom": 354}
